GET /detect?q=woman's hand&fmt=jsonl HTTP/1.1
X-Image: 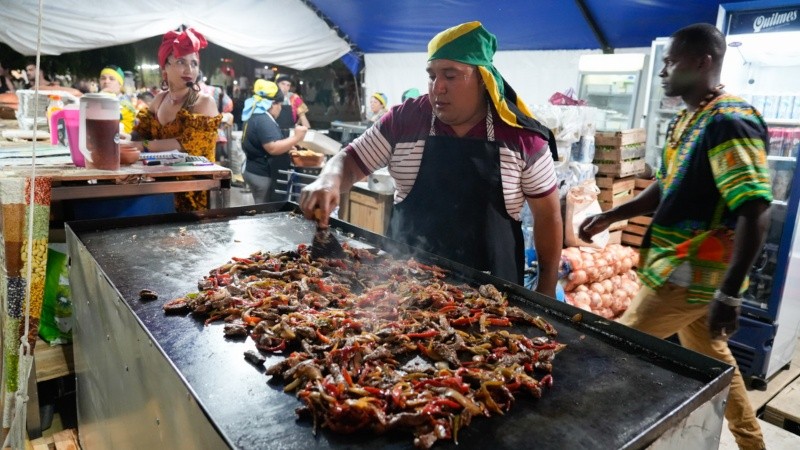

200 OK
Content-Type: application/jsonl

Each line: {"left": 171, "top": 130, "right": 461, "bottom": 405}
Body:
{"left": 293, "top": 125, "right": 308, "bottom": 144}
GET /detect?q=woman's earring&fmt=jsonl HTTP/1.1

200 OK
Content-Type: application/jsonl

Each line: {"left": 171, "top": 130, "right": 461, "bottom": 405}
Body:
{"left": 161, "top": 79, "right": 168, "bottom": 90}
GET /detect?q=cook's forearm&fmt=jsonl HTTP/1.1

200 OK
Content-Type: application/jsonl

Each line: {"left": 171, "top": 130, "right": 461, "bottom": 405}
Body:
{"left": 530, "top": 192, "right": 563, "bottom": 297}
{"left": 319, "top": 151, "right": 366, "bottom": 194}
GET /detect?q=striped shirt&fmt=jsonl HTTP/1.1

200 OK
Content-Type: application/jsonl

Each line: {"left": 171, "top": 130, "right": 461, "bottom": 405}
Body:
{"left": 640, "top": 94, "right": 773, "bottom": 302}
{"left": 345, "top": 95, "right": 556, "bottom": 220}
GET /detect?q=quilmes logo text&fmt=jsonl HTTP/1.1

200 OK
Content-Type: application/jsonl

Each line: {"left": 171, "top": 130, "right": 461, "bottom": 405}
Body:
{"left": 753, "top": 10, "right": 798, "bottom": 32}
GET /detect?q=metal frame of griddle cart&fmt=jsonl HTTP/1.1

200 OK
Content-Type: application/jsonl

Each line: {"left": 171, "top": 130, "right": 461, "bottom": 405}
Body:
{"left": 65, "top": 202, "right": 733, "bottom": 450}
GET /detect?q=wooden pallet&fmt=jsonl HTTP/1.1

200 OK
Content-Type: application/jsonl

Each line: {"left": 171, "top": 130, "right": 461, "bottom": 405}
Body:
{"left": 29, "top": 428, "right": 79, "bottom": 450}
{"left": 622, "top": 215, "right": 651, "bottom": 248}
{"left": 607, "top": 230, "right": 622, "bottom": 244}
{"left": 764, "top": 375, "right": 800, "bottom": 430}
{"left": 34, "top": 337, "right": 74, "bottom": 382}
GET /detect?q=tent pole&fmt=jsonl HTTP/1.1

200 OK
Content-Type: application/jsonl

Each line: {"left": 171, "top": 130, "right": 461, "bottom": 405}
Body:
{"left": 574, "top": 0, "right": 613, "bottom": 54}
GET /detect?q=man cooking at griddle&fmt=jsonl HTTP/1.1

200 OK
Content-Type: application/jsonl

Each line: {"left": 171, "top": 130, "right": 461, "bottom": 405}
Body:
{"left": 300, "top": 22, "right": 562, "bottom": 297}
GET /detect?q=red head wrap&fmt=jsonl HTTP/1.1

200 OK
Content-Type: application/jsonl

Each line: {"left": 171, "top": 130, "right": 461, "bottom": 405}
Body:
{"left": 158, "top": 27, "right": 208, "bottom": 68}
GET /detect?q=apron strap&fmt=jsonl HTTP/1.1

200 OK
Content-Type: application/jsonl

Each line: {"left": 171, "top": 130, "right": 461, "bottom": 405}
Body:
{"left": 429, "top": 102, "right": 495, "bottom": 142}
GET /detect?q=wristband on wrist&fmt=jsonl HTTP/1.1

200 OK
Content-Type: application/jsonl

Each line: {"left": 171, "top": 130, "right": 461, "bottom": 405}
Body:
{"left": 142, "top": 139, "right": 150, "bottom": 152}
{"left": 714, "top": 289, "right": 743, "bottom": 307}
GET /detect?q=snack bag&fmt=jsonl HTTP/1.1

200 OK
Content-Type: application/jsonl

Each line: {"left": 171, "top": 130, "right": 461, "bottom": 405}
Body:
{"left": 40, "top": 244, "right": 73, "bottom": 344}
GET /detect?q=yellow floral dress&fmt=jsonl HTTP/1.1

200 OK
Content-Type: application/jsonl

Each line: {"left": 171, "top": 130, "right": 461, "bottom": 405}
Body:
{"left": 134, "top": 108, "right": 222, "bottom": 211}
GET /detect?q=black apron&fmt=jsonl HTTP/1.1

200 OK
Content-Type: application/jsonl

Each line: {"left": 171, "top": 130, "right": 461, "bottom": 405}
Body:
{"left": 270, "top": 100, "right": 295, "bottom": 201}
{"left": 275, "top": 100, "right": 295, "bottom": 136}
{"left": 387, "top": 114, "right": 525, "bottom": 284}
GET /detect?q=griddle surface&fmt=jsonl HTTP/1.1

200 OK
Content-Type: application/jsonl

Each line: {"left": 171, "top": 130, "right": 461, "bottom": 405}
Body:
{"left": 72, "top": 211, "right": 728, "bottom": 449}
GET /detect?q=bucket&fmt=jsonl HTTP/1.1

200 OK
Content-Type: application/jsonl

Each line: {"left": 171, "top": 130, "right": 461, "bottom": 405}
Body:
{"left": 79, "top": 94, "right": 120, "bottom": 170}
{"left": 50, "top": 108, "right": 83, "bottom": 166}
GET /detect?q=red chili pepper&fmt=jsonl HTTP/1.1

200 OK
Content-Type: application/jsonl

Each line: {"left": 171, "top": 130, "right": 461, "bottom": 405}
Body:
{"left": 492, "top": 346, "right": 508, "bottom": 356}
{"left": 242, "top": 310, "right": 262, "bottom": 326}
{"left": 406, "top": 330, "right": 439, "bottom": 339}
{"left": 363, "top": 386, "right": 383, "bottom": 396}
{"left": 263, "top": 339, "right": 286, "bottom": 352}
{"left": 216, "top": 273, "right": 232, "bottom": 286}
{"left": 433, "top": 398, "right": 462, "bottom": 410}
{"left": 523, "top": 362, "right": 534, "bottom": 373}
{"left": 487, "top": 317, "right": 511, "bottom": 327}
{"left": 391, "top": 384, "right": 406, "bottom": 408}
{"left": 505, "top": 381, "right": 521, "bottom": 391}
{"left": 342, "top": 367, "right": 354, "bottom": 387}
{"left": 316, "top": 329, "right": 331, "bottom": 344}
{"left": 541, "top": 374, "right": 554, "bottom": 388}
{"left": 341, "top": 318, "right": 362, "bottom": 331}
{"left": 449, "top": 317, "right": 472, "bottom": 327}
{"left": 437, "top": 305, "right": 458, "bottom": 314}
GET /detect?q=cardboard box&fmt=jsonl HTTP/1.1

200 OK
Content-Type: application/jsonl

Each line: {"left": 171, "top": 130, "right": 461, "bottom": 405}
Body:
{"left": 289, "top": 129, "right": 342, "bottom": 155}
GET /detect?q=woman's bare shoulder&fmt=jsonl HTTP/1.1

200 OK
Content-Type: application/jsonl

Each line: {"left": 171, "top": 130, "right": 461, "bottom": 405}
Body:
{"left": 192, "top": 92, "right": 219, "bottom": 116}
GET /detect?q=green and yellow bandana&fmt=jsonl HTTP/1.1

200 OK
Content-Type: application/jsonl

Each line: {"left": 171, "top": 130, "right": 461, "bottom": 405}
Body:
{"left": 100, "top": 66, "right": 125, "bottom": 86}
{"left": 427, "top": 21, "right": 535, "bottom": 129}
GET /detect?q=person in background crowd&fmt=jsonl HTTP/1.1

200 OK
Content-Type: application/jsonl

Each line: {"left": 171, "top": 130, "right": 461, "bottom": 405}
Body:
{"left": 274, "top": 73, "right": 310, "bottom": 131}
{"left": 0, "top": 61, "right": 16, "bottom": 94}
{"left": 127, "top": 27, "right": 221, "bottom": 212}
{"left": 25, "top": 62, "right": 54, "bottom": 88}
{"left": 368, "top": 92, "right": 389, "bottom": 123}
{"left": 580, "top": 23, "right": 769, "bottom": 450}
{"left": 241, "top": 79, "right": 308, "bottom": 203}
{"left": 135, "top": 91, "right": 155, "bottom": 112}
{"left": 197, "top": 70, "right": 234, "bottom": 162}
{"left": 300, "top": 22, "right": 562, "bottom": 296}
{"left": 401, "top": 88, "right": 420, "bottom": 103}
{"left": 197, "top": 70, "right": 233, "bottom": 113}
{"left": 99, "top": 65, "right": 137, "bottom": 134}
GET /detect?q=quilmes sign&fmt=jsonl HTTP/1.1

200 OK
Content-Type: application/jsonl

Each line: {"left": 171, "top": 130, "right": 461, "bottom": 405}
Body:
{"left": 728, "top": 7, "right": 799, "bottom": 34}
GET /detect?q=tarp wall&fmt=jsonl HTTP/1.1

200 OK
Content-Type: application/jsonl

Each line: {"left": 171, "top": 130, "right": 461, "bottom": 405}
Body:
{"left": 0, "top": 0, "right": 351, "bottom": 70}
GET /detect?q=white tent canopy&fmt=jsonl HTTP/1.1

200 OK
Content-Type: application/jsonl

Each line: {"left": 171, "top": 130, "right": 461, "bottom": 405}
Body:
{"left": 0, "top": 0, "right": 351, "bottom": 70}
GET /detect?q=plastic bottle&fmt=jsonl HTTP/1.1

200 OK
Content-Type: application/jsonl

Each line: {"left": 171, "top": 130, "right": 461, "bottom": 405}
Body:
{"left": 47, "top": 95, "right": 64, "bottom": 135}
{"left": 47, "top": 94, "right": 64, "bottom": 119}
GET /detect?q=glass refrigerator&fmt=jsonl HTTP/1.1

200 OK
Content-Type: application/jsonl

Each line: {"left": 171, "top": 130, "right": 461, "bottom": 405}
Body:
{"left": 577, "top": 54, "right": 646, "bottom": 132}
{"left": 717, "top": 0, "right": 800, "bottom": 388}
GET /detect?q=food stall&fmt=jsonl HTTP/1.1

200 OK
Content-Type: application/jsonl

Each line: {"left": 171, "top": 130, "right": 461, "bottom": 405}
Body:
{"left": 66, "top": 204, "right": 732, "bottom": 449}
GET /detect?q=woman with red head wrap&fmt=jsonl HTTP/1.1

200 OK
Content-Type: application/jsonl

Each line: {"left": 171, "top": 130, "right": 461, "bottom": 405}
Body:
{"left": 128, "top": 27, "right": 222, "bottom": 211}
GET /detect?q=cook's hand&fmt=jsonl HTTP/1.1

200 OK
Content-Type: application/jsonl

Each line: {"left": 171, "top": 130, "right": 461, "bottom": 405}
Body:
{"left": 299, "top": 176, "right": 340, "bottom": 228}
{"left": 293, "top": 125, "right": 308, "bottom": 143}
{"left": 708, "top": 297, "right": 741, "bottom": 340}
{"left": 578, "top": 213, "right": 613, "bottom": 243}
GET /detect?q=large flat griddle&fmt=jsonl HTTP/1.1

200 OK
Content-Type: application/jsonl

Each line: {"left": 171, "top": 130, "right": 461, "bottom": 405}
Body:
{"left": 66, "top": 204, "right": 732, "bottom": 449}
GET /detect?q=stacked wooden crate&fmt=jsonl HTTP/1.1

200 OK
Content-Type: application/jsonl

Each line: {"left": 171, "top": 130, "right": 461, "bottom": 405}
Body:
{"left": 593, "top": 128, "right": 647, "bottom": 245}
{"left": 593, "top": 128, "right": 647, "bottom": 179}
{"left": 621, "top": 178, "right": 656, "bottom": 248}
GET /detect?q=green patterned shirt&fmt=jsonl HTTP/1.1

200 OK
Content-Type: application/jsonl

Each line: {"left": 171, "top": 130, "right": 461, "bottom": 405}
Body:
{"left": 639, "top": 94, "right": 773, "bottom": 302}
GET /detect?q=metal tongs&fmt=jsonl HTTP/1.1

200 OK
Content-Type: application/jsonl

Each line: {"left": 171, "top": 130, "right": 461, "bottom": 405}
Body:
{"left": 310, "top": 208, "right": 346, "bottom": 259}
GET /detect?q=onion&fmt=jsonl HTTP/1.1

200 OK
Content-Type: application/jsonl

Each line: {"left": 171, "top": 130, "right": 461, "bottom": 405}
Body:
{"left": 590, "top": 292, "right": 602, "bottom": 308}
